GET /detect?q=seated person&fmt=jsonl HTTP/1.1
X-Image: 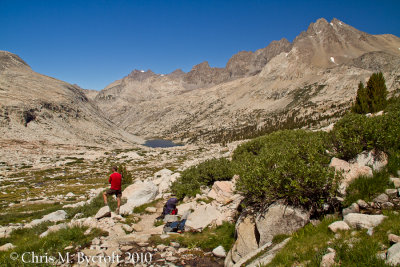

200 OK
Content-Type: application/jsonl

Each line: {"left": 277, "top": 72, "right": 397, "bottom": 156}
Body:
{"left": 157, "top": 198, "right": 178, "bottom": 220}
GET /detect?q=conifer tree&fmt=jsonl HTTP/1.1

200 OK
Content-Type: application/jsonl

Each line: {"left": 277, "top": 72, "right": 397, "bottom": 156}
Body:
{"left": 352, "top": 72, "right": 388, "bottom": 114}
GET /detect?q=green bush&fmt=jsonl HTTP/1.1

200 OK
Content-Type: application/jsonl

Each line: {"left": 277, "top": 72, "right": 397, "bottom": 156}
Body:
{"left": 330, "top": 113, "right": 373, "bottom": 160}
{"left": 233, "top": 130, "right": 337, "bottom": 210}
{"left": 331, "top": 99, "right": 400, "bottom": 160}
{"left": 171, "top": 158, "right": 233, "bottom": 199}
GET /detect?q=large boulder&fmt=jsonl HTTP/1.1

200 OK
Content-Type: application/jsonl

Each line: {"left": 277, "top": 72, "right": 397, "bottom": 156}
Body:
{"left": 353, "top": 150, "right": 388, "bottom": 172}
{"left": 343, "top": 213, "right": 387, "bottom": 229}
{"left": 120, "top": 180, "right": 158, "bottom": 215}
{"left": 27, "top": 210, "right": 67, "bottom": 227}
{"left": 185, "top": 204, "right": 224, "bottom": 231}
{"left": 228, "top": 215, "right": 259, "bottom": 265}
{"left": 255, "top": 202, "right": 310, "bottom": 246}
{"left": 207, "top": 181, "right": 235, "bottom": 204}
{"left": 330, "top": 157, "right": 373, "bottom": 194}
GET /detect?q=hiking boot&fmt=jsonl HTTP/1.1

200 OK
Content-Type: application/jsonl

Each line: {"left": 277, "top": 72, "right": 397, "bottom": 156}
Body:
{"left": 115, "top": 208, "right": 120, "bottom": 215}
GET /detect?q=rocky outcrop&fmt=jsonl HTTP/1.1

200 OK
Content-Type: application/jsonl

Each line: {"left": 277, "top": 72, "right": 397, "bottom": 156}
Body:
{"left": 226, "top": 202, "right": 310, "bottom": 266}
{"left": 255, "top": 202, "right": 310, "bottom": 246}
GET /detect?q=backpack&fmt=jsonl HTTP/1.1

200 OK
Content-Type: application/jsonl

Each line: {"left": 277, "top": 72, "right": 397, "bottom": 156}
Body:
{"left": 163, "top": 219, "right": 186, "bottom": 233}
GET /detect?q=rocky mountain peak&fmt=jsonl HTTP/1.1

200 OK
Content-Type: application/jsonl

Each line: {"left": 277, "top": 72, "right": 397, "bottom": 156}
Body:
{"left": 127, "top": 69, "right": 157, "bottom": 81}
{"left": 0, "top": 51, "right": 31, "bottom": 72}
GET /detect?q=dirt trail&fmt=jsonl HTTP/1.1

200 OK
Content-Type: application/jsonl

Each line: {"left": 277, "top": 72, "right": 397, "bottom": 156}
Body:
{"left": 133, "top": 200, "right": 165, "bottom": 235}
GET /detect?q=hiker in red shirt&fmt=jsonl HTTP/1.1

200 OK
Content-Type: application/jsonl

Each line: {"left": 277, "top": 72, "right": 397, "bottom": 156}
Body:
{"left": 103, "top": 166, "right": 122, "bottom": 214}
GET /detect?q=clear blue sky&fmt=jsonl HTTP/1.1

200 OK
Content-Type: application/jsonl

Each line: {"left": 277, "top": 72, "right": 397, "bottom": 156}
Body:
{"left": 1, "top": 0, "right": 399, "bottom": 90}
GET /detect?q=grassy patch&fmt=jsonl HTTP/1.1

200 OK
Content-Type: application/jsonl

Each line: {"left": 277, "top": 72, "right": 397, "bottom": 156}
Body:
{"left": 149, "top": 221, "right": 235, "bottom": 251}
{"left": 266, "top": 210, "right": 400, "bottom": 266}
{"left": 66, "top": 192, "right": 118, "bottom": 219}
{"left": 132, "top": 199, "right": 162, "bottom": 214}
{"left": 344, "top": 170, "right": 393, "bottom": 206}
{"left": 0, "top": 203, "right": 64, "bottom": 226}
{"left": 0, "top": 224, "right": 107, "bottom": 266}
{"left": 196, "top": 197, "right": 214, "bottom": 204}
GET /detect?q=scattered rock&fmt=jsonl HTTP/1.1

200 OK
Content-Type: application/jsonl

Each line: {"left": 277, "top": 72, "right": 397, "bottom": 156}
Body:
{"left": 95, "top": 206, "right": 111, "bottom": 220}
{"left": 121, "top": 224, "right": 133, "bottom": 232}
{"left": 157, "top": 244, "right": 167, "bottom": 251}
{"left": 320, "top": 248, "right": 336, "bottom": 267}
{"left": 63, "top": 201, "right": 86, "bottom": 208}
{"left": 391, "top": 178, "right": 400, "bottom": 188}
{"left": 330, "top": 157, "right": 373, "bottom": 194}
{"left": 344, "top": 213, "right": 387, "bottom": 229}
{"left": 389, "top": 234, "right": 400, "bottom": 244}
{"left": 64, "top": 245, "right": 73, "bottom": 250}
{"left": 170, "top": 242, "right": 180, "bottom": 248}
{"left": 328, "top": 221, "right": 350, "bottom": 233}
{"left": 40, "top": 223, "right": 67, "bottom": 237}
{"left": 0, "top": 243, "right": 15, "bottom": 251}
{"left": 385, "top": 189, "right": 398, "bottom": 198}
{"left": 145, "top": 207, "right": 157, "bottom": 213}
{"left": 342, "top": 203, "right": 359, "bottom": 216}
{"left": 367, "top": 228, "right": 374, "bottom": 236}
{"left": 212, "top": 245, "right": 226, "bottom": 257}
{"left": 357, "top": 199, "right": 369, "bottom": 209}
{"left": 387, "top": 243, "right": 400, "bottom": 265}
{"left": 27, "top": 210, "right": 67, "bottom": 227}
{"left": 374, "top": 193, "right": 389, "bottom": 204}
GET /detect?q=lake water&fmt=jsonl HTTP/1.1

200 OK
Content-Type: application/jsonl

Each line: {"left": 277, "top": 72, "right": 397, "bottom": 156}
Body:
{"left": 144, "top": 139, "right": 183, "bottom": 148}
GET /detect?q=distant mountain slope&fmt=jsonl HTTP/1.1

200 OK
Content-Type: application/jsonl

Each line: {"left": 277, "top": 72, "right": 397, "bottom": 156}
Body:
{"left": 0, "top": 51, "right": 143, "bottom": 146}
{"left": 95, "top": 18, "right": 400, "bottom": 143}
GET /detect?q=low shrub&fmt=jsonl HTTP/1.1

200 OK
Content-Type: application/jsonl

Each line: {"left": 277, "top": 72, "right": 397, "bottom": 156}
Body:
{"left": 171, "top": 158, "right": 233, "bottom": 199}
{"left": 233, "top": 130, "right": 337, "bottom": 210}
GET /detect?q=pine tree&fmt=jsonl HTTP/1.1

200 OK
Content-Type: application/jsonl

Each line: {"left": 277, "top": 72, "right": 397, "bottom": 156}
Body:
{"left": 352, "top": 72, "right": 388, "bottom": 114}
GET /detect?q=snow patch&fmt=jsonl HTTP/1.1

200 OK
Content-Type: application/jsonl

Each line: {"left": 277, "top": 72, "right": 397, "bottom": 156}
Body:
{"left": 330, "top": 22, "right": 333, "bottom": 26}
{"left": 330, "top": 57, "right": 335, "bottom": 63}
{"left": 140, "top": 70, "right": 144, "bottom": 73}
{"left": 160, "top": 74, "right": 164, "bottom": 76}
{"left": 339, "top": 22, "right": 342, "bottom": 26}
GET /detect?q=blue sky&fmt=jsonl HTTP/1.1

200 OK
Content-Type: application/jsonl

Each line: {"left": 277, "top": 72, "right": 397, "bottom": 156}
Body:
{"left": 1, "top": 0, "right": 399, "bottom": 90}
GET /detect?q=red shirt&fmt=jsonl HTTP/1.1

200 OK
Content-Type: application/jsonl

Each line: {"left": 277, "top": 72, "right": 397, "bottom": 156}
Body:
{"left": 109, "top": 172, "right": 122, "bottom": 190}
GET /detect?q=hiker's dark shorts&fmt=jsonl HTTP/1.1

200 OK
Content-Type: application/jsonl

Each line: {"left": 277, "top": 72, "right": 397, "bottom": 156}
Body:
{"left": 105, "top": 189, "right": 122, "bottom": 197}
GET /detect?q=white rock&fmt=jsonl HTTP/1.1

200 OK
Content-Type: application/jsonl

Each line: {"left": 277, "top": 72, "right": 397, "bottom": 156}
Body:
{"left": 342, "top": 203, "right": 359, "bottom": 216}
{"left": 387, "top": 242, "right": 400, "bottom": 265}
{"left": 374, "top": 193, "right": 389, "bottom": 204}
{"left": 0, "top": 243, "right": 15, "bottom": 251}
{"left": 63, "top": 201, "right": 86, "bottom": 208}
{"left": 212, "top": 245, "right": 226, "bottom": 257}
{"left": 330, "top": 157, "right": 373, "bottom": 194}
{"left": 66, "top": 192, "right": 75, "bottom": 197}
{"left": 320, "top": 248, "right": 336, "bottom": 267}
{"left": 344, "top": 213, "right": 387, "bottom": 229}
{"left": 386, "top": 189, "right": 398, "bottom": 198}
{"left": 40, "top": 223, "right": 68, "bottom": 238}
{"left": 328, "top": 221, "right": 350, "bottom": 233}
{"left": 27, "top": 210, "right": 67, "bottom": 227}
{"left": 120, "top": 181, "right": 158, "bottom": 215}
{"left": 95, "top": 206, "right": 111, "bottom": 219}
{"left": 185, "top": 204, "right": 224, "bottom": 231}
{"left": 145, "top": 207, "right": 157, "bottom": 213}
{"left": 391, "top": 178, "right": 400, "bottom": 188}
{"left": 207, "top": 181, "right": 234, "bottom": 204}
{"left": 353, "top": 150, "right": 388, "bottom": 171}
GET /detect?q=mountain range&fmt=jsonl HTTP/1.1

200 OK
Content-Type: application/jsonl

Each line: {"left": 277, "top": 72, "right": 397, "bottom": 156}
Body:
{"left": 1, "top": 18, "right": 400, "bottom": 145}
